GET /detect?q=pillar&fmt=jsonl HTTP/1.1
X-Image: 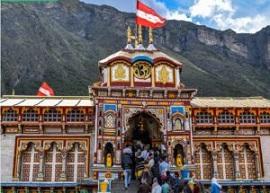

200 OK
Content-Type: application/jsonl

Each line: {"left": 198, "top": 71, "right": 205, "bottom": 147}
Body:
{"left": 83, "top": 151, "right": 88, "bottom": 179}
{"left": 14, "top": 152, "right": 22, "bottom": 181}
{"left": 36, "top": 150, "right": 45, "bottom": 181}
{"left": 254, "top": 151, "right": 261, "bottom": 179}
{"left": 60, "top": 150, "right": 67, "bottom": 181}
{"left": 212, "top": 150, "right": 218, "bottom": 178}
{"left": 233, "top": 151, "right": 241, "bottom": 179}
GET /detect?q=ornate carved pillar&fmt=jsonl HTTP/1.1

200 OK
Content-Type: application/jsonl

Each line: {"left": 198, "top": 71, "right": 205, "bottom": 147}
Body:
{"left": 233, "top": 151, "right": 241, "bottom": 179}
{"left": 212, "top": 150, "right": 218, "bottom": 178}
{"left": 60, "top": 150, "right": 67, "bottom": 181}
{"left": 14, "top": 151, "right": 22, "bottom": 181}
{"left": 36, "top": 150, "right": 45, "bottom": 181}
{"left": 254, "top": 151, "right": 261, "bottom": 179}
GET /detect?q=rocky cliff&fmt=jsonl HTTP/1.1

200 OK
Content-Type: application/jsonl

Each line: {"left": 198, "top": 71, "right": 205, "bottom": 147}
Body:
{"left": 1, "top": 0, "right": 270, "bottom": 97}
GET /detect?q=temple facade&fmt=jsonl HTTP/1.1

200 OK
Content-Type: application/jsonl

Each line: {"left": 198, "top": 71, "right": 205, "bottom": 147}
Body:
{"left": 1, "top": 34, "right": 270, "bottom": 192}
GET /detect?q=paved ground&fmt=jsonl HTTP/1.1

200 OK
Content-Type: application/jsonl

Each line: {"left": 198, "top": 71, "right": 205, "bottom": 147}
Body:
{"left": 111, "top": 180, "right": 139, "bottom": 193}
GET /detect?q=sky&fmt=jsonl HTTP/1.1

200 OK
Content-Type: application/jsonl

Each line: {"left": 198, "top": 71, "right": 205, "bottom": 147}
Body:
{"left": 81, "top": 0, "right": 270, "bottom": 33}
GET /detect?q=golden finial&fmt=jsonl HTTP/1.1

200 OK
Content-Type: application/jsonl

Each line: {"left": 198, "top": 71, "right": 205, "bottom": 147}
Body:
{"left": 138, "top": 25, "right": 143, "bottom": 44}
{"left": 149, "top": 27, "right": 153, "bottom": 44}
{"left": 127, "top": 26, "right": 132, "bottom": 44}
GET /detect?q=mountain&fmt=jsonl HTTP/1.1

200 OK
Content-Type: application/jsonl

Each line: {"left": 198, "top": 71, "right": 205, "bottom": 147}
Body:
{"left": 1, "top": 0, "right": 270, "bottom": 97}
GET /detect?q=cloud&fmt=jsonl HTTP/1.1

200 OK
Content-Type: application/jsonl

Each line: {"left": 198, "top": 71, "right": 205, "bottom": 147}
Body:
{"left": 190, "top": 0, "right": 234, "bottom": 18}
{"left": 82, "top": 0, "right": 270, "bottom": 33}
{"left": 188, "top": 0, "right": 269, "bottom": 33}
{"left": 213, "top": 14, "right": 269, "bottom": 33}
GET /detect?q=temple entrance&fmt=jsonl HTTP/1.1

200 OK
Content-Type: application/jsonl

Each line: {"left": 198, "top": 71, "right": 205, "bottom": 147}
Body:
{"left": 126, "top": 111, "right": 163, "bottom": 148}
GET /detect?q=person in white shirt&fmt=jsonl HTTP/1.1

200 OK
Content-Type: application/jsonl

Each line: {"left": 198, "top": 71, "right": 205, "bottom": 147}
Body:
{"left": 152, "top": 177, "right": 161, "bottom": 193}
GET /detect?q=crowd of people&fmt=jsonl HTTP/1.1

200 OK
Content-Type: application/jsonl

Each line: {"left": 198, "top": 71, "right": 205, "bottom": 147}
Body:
{"left": 121, "top": 143, "right": 222, "bottom": 193}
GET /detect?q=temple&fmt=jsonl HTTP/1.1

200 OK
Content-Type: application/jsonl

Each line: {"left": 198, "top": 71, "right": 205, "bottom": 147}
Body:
{"left": 1, "top": 27, "right": 270, "bottom": 192}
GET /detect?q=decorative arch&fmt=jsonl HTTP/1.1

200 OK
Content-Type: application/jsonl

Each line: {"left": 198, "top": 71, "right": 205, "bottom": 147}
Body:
{"left": 216, "top": 143, "right": 234, "bottom": 179}
{"left": 194, "top": 143, "right": 213, "bottom": 180}
{"left": 126, "top": 110, "right": 163, "bottom": 144}
{"left": 66, "top": 109, "right": 85, "bottom": 122}
{"left": 195, "top": 111, "right": 213, "bottom": 124}
{"left": 104, "top": 111, "right": 117, "bottom": 128}
{"left": 2, "top": 108, "right": 18, "bottom": 121}
{"left": 260, "top": 112, "right": 270, "bottom": 123}
{"left": 22, "top": 109, "right": 39, "bottom": 122}
{"left": 172, "top": 113, "right": 186, "bottom": 131}
{"left": 239, "top": 111, "right": 256, "bottom": 124}
{"left": 217, "top": 111, "right": 235, "bottom": 124}
{"left": 239, "top": 143, "right": 257, "bottom": 179}
{"left": 44, "top": 108, "right": 62, "bottom": 122}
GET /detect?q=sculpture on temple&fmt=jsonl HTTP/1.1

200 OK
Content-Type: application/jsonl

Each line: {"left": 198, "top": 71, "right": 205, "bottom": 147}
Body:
{"left": 106, "top": 153, "right": 113, "bottom": 168}
{"left": 176, "top": 153, "right": 183, "bottom": 168}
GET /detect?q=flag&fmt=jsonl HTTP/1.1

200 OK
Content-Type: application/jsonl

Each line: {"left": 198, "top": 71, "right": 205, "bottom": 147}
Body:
{"left": 37, "top": 82, "right": 55, "bottom": 96}
{"left": 136, "top": 0, "right": 166, "bottom": 28}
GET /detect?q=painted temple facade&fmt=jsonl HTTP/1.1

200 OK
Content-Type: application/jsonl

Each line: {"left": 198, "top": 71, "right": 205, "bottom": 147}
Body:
{"left": 1, "top": 33, "right": 270, "bottom": 192}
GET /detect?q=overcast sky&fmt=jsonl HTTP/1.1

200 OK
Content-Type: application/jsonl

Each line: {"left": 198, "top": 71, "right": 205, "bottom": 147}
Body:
{"left": 81, "top": 0, "right": 270, "bottom": 33}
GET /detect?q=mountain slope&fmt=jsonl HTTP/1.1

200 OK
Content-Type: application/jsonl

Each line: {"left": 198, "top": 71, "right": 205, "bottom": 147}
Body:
{"left": 1, "top": 0, "right": 270, "bottom": 97}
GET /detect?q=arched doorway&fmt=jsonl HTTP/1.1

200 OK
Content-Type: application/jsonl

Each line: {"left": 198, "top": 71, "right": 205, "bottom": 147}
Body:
{"left": 126, "top": 111, "right": 163, "bottom": 148}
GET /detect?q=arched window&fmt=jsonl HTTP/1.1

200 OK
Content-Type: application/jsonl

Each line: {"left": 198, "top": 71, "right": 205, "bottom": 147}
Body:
{"left": 44, "top": 109, "right": 61, "bottom": 122}
{"left": 195, "top": 112, "right": 213, "bottom": 124}
{"left": 21, "top": 143, "right": 39, "bottom": 181}
{"left": 66, "top": 109, "right": 85, "bottom": 122}
{"left": 174, "top": 118, "right": 183, "bottom": 130}
{"left": 44, "top": 143, "right": 61, "bottom": 181}
{"left": 105, "top": 113, "right": 115, "bottom": 128}
{"left": 240, "top": 111, "right": 256, "bottom": 124}
{"left": 66, "top": 143, "right": 86, "bottom": 182}
{"left": 217, "top": 111, "right": 235, "bottom": 124}
{"left": 2, "top": 109, "right": 18, "bottom": 121}
{"left": 22, "top": 109, "right": 38, "bottom": 122}
{"left": 260, "top": 112, "right": 270, "bottom": 123}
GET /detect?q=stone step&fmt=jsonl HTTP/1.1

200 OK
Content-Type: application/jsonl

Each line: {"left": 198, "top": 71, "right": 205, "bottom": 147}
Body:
{"left": 111, "top": 180, "right": 139, "bottom": 193}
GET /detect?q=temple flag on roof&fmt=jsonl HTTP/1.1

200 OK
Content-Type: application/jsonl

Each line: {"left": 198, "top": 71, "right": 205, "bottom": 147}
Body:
{"left": 37, "top": 82, "right": 55, "bottom": 96}
{"left": 136, "top": 0, "right": 166, "bottom": 28}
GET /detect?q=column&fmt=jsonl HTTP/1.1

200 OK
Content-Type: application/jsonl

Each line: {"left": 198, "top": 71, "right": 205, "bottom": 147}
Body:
{"left": 83, "top": 151, "right": 88, "bottom": 178}
{"left": 233, "top": 151, "right": 241, "bottom": 179}
{"left": 36, "top": 150, "right": 45, "bottom": 181}
{"left": 212, "top": 150, "right": 218, "bottom": 178}
{"left": 254, "top": 151, "right": 261, "bottom": 179}
{"left": 60, "top": 150, "right": 67, "bottom": 181}
{"left": 14, "top": 152, "right": 22, "bottom": 181}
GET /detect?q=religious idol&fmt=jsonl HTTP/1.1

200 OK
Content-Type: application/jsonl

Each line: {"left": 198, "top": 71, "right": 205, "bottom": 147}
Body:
{"left": 106, "top": 153, "right": 113, "bottom": 168}
{"left": 176, "top": 153, "right": 183, "bottom": 168}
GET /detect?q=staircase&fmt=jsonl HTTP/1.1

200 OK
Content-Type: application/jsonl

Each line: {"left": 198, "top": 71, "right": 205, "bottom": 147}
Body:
{"left": 111, "top": 180, "right": 139, "bottom": 193}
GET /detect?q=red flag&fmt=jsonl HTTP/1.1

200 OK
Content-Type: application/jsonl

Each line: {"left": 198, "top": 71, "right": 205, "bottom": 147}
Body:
{"left": 37, "top": 82, "right": 55, "bottom": 96}
{"left": 136, "top": 0, "right": 166, "bottom": 28}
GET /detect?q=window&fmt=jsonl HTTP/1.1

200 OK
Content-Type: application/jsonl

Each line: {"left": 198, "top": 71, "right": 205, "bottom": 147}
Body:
{"left": 260, "top": 112, "right": 270, "bottom": 123}
{"left": 66, "top": 109, "right": 85, "bottom": 122}
{"left": 217, "top": 111, "right": 235, "bottom": 124}
{"left": 2, "top": 109, "right": 18, "bottom": 121}
{"left": 195, "top": 112, "right": 213, "bottom": 124}
{"left": 44, "top": 109, "right": 61, "bottom": 122}
{"left": 22, "top": 109, "right": 38, "bottom": 122}
{"left": 240, "top": 111, "right": 256, "bottom": 124}
{"left": 174, "top": 118, "right": 183, "bottom": 130}
{"left": 105, "top": 114, "right": 115, "bottom": 128}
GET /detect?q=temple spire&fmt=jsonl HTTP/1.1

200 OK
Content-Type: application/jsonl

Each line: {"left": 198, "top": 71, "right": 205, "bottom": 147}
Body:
{"left": 125, "top": 26, "right": 134, "bottom": 50}
{"left": 147, "top": 27, "right": 157, "bottom": 51}
{"left": 135, "top": 25, "right": 145, "bottom": 50}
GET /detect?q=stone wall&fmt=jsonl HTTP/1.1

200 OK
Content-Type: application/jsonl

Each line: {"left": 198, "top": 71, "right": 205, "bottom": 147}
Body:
{"left": 1, "top": 134, "right": 16, "bottom": 182}
{"left": 261, "top": 136, "right": 270, "bottom": 179}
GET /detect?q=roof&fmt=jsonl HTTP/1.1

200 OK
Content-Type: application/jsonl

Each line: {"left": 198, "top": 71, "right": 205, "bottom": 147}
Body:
{"left": 99, "top": 50, "right": 182, "bottom": 67}
{"left": 0, "top": 96, "right": 94, "bottom": 107}
{"left": 191, "top": 97, "right": 270, "bottom": 108}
